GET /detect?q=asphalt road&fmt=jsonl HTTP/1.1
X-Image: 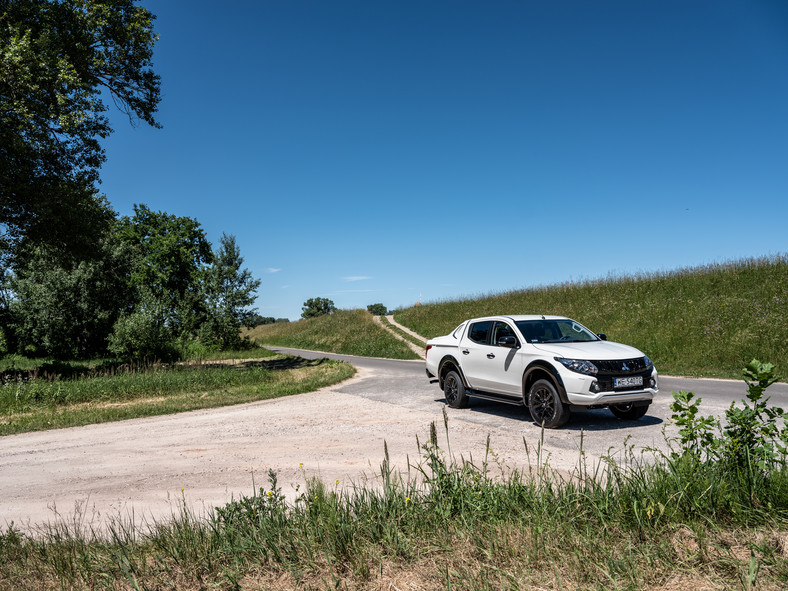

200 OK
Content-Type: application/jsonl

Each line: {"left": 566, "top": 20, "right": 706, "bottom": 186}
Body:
{"left": 269, "top": 346, "right": 788, "bottom": 425}
{"left": 2, "top": 348, "right": 786, "bottom": 534}
{"left": 269, "top": 346, "right": 788, "bottom": 463}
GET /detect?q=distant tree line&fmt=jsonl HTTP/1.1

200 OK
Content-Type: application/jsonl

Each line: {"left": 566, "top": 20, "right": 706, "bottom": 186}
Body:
{"left": 249, "top": 315, "right": 290, "bottom": 326}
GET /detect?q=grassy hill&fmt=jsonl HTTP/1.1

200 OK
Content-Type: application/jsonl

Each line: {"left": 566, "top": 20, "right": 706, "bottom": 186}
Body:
{"left": 247, "top": 309, "right": 420, "bottom": 360}
{"left": 394, "top": 256, "right": 787, "bottom": 379}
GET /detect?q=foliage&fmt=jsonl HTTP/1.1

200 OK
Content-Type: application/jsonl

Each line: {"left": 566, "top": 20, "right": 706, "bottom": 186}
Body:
{"left": 721, "top": 360, "right": 787, "bottom": 471}
{"left": 199, "top": 234, "right": 260, "bottom": 349}
{"left": 6, "top": 239, "right": 134, "bottom": 358}
{"left": 116, "top": 204, "right": 213, "bottom": 338}
{"left": 394, "top": 255, "right": 788, "bottom": 379}
{"left": 301, "top": 297, "right": 336, "bottom": 319}
{"left": 366, "top": 302, "right": 387, "bottom": 316}
{"left": 668, "top": 389, "right": 718, "bottom": 458}
{"left": 106, "top": 289, "right": 176, "bottom": 360}
{"left": 670, "top": 359, "right": 788, "bottom": 473}
{"left": 0, "top": 0, "right": 161, "bottom": 258}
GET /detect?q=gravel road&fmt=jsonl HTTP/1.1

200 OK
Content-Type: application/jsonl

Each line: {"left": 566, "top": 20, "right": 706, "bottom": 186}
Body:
{"left": 2, "top": 349, "right": 786, "bottom": 534}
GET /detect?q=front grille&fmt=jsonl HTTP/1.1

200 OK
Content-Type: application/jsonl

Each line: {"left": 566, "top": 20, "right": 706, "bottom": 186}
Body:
{"left": 595, "top": 370, "right": 653, "bottom": 392}
{"left": 592, "top": 357, "right": 649, "bottom": 375}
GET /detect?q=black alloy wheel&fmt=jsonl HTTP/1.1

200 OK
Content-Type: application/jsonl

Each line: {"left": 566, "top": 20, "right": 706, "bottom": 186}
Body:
{"left": 443, "top": 370, "right": 469, "bottom": 409}
{"left": 527, "top": 379, "right": 569, "bottom": 428}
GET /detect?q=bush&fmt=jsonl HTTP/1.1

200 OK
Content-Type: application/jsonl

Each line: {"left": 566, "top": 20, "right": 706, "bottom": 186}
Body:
{"left": 107, "top": 300, "right": 177, "bottom": 360}
{"left": 670, "top": 359, "right": 787, "bottom": 472}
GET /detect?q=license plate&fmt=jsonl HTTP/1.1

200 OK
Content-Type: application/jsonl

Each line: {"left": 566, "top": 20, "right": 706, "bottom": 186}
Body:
{"left": 614, "top": 376, "right": 643, "bottom": 389}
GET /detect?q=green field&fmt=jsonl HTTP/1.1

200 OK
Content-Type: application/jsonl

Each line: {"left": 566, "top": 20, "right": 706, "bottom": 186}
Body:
{"left": 247, "top": 308, "right": 420, "bottom": 360}
{"left": 394, "top": 256, "right": 788, "bottom": 379}
{"left": 0, "top": 352, "right": 355, "bottom": 435}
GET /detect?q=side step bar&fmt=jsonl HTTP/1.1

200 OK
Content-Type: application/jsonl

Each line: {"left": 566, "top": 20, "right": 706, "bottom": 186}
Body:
{"left": 467, "top": 390, "right": 524, "bottom": 406}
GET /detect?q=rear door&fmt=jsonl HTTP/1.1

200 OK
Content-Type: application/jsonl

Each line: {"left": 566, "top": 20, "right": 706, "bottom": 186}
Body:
{"left": 460, "top": 320, "right": 522, "bottom": 395}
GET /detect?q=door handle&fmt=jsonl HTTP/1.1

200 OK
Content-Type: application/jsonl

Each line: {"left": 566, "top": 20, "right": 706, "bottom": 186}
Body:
{"left": 487, "top": 353, "right": 495, "bottom": 359}
{"left": 462, "top": 349, "right": 470, "bottom": 355}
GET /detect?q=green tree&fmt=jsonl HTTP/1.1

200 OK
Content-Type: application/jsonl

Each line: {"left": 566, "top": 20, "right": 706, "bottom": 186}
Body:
{"left": 7, "top": 238, "right": 134, "bottom": 358}
{"left": 107, "top": 287, "right": 176, "bottom": 360}
{"left": 301, "top": 297, "right": 336, "bottom": 319}
{"left": 0, "top": 0, "right": 161, "bottom": 260}
{"left": 116, "top": 204, "right": 213, "bottom": 338}
{"left": 200, "top": 234, "right": 261, "bottom": 349}
{"left": 367, "top": 303, "right": 387, "bottom": 316}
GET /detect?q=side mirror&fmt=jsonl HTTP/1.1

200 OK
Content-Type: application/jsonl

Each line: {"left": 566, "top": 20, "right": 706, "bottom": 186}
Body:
{"left": 597, "top": 333, "right": 607, "bottom": 341}
{"left": 497, "top": 336, "right": 518, "bottom": 348}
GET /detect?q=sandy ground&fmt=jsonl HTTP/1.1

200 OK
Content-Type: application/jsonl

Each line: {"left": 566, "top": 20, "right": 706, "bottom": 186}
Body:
{"left": 0, "top": 365, "right": 579, "bottom": 535}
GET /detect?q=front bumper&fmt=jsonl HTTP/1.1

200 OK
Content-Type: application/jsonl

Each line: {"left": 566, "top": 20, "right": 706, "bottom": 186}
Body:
{"left": 561, "top": 368, "right": 659, "bottom": 407}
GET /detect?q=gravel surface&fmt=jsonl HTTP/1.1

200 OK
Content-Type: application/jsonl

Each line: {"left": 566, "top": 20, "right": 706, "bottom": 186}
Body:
{"left": 2, "top": 350, "right": 786, "bottom": 535}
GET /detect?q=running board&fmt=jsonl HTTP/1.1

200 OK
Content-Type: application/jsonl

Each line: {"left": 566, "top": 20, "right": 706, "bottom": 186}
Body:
{"left": 467, "top": 390, "right": 524, "bottom": 406}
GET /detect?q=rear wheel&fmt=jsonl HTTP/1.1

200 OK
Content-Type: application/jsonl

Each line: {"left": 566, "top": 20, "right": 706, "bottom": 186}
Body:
{"left": 610, "top": 403, "right": 649, "bottom": 420}
{"left": 443, "top": 370, "right": 469, "bottom": 409}
{"left": 527, "top": 379, "right": 569, "bottom": 428}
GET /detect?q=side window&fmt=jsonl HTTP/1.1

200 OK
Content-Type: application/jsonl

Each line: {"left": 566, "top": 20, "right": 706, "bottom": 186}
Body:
{"left": 468, "top": 321, "right": 492, "bottom": 344}
{"left": 492, "top": 321, "right": 517, "bottom": 346}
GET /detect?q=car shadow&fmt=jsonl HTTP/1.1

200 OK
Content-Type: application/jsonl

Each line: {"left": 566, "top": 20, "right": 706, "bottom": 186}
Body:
{"left": 434, "top": 397, "right": 663, "bottom": 430}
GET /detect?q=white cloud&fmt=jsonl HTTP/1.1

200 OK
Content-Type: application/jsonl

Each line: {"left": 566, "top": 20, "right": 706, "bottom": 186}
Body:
{"left": 267, "top": 268, "right": 281, "bottom": 273}
{"left": 343, "top": 276, "right": 371, "bottom": 282}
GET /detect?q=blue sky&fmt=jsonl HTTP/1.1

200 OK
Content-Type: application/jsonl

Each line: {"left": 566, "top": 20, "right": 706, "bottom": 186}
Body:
{"left": 100, "top": 0, "right": 788, "bottom": 320}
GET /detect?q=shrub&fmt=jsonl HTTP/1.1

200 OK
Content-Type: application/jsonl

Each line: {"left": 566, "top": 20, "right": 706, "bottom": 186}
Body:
{"left": 670, "top": 359, "right": 787, "bottom": 472}
{"left": 107, "top": 299, "right": 177, "bottom": 360}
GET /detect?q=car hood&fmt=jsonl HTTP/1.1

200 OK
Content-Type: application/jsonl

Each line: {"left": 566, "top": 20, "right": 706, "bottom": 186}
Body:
{"left": 531, "top": 340, "right": 645, "bottom": 360}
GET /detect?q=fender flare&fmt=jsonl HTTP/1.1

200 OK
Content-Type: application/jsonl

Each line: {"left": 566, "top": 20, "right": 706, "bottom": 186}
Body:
{"left": 522, "top": 361, "right": 569, "bottom": 405}
{"left": 438, "top": 355, "right": 469, "bottom": 391}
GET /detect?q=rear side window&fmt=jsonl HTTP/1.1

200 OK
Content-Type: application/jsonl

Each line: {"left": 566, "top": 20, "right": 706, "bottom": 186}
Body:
{"left": 468, "top": 321, "right": 493, "bottom": 344}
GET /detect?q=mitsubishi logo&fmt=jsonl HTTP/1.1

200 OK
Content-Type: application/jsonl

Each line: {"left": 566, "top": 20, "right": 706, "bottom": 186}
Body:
{"left": 622, "top": 362, "right": 630, "bottom": 371}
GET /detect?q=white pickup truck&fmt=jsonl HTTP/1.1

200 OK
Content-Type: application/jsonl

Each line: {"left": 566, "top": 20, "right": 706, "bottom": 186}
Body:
{"left": 425, "top": 315, "right": 658, "bottom": 428}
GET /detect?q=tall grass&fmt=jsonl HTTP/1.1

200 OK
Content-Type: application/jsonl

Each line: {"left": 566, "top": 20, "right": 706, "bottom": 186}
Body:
{"left": 3, "top": 414, "right": 787, "bottom": 590}
{"left": 0, "top": 355, "right": 355, "bottom": 435}
{"left": 247, "top": 309, "right": 420, "bottom": 360}
{"left": 395, "top": 255, "right": 788, "bottom": 379}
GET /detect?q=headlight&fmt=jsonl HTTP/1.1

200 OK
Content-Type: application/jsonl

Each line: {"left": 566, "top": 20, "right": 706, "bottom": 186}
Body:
{"left": 643, "top": 355, "right": 653, "bottom": 369}
{"left": 556, "top": 357, "right": 598, "bottom": 375}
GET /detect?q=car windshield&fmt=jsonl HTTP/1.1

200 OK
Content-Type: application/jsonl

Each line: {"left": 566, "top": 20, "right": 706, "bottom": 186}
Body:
{"left": 515, "top": 319, "right": 599, "bottom": 343}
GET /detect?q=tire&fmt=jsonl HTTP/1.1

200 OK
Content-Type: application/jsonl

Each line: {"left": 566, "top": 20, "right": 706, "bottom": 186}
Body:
{"left": 443, "top": 370, "right": 469, "bottom": 409}
{"left": 610, "top": 403, "right": 649, "bottom": 420}
{"left": 527, "top": 379, "right": 569, "bottom": 428}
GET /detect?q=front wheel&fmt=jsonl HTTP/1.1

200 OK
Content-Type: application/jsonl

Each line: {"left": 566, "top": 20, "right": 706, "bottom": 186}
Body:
{"left": 610, "top": 403, "right": 649, "bottom": 420}
{"left": 443, "top": 370, "right": 469, "bottom": 409}
{"left": 527, "top": 379, "right": 569, "bottom": 428}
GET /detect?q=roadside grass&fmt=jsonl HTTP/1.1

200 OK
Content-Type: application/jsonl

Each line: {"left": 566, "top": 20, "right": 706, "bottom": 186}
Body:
{"left": 380, "top": 315, "right": 427, "bottom": 349}
{"left": 394, "top": 255, "right": 788, "bottom": 380}
{"left": 2, "top": 416, "right": 788, "bottom": 590}
{"left": 247, "top": 309, "right": 420, "bottom": 360}
{"left": 0, "top": 354, "right": 355, "bottom": 436}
